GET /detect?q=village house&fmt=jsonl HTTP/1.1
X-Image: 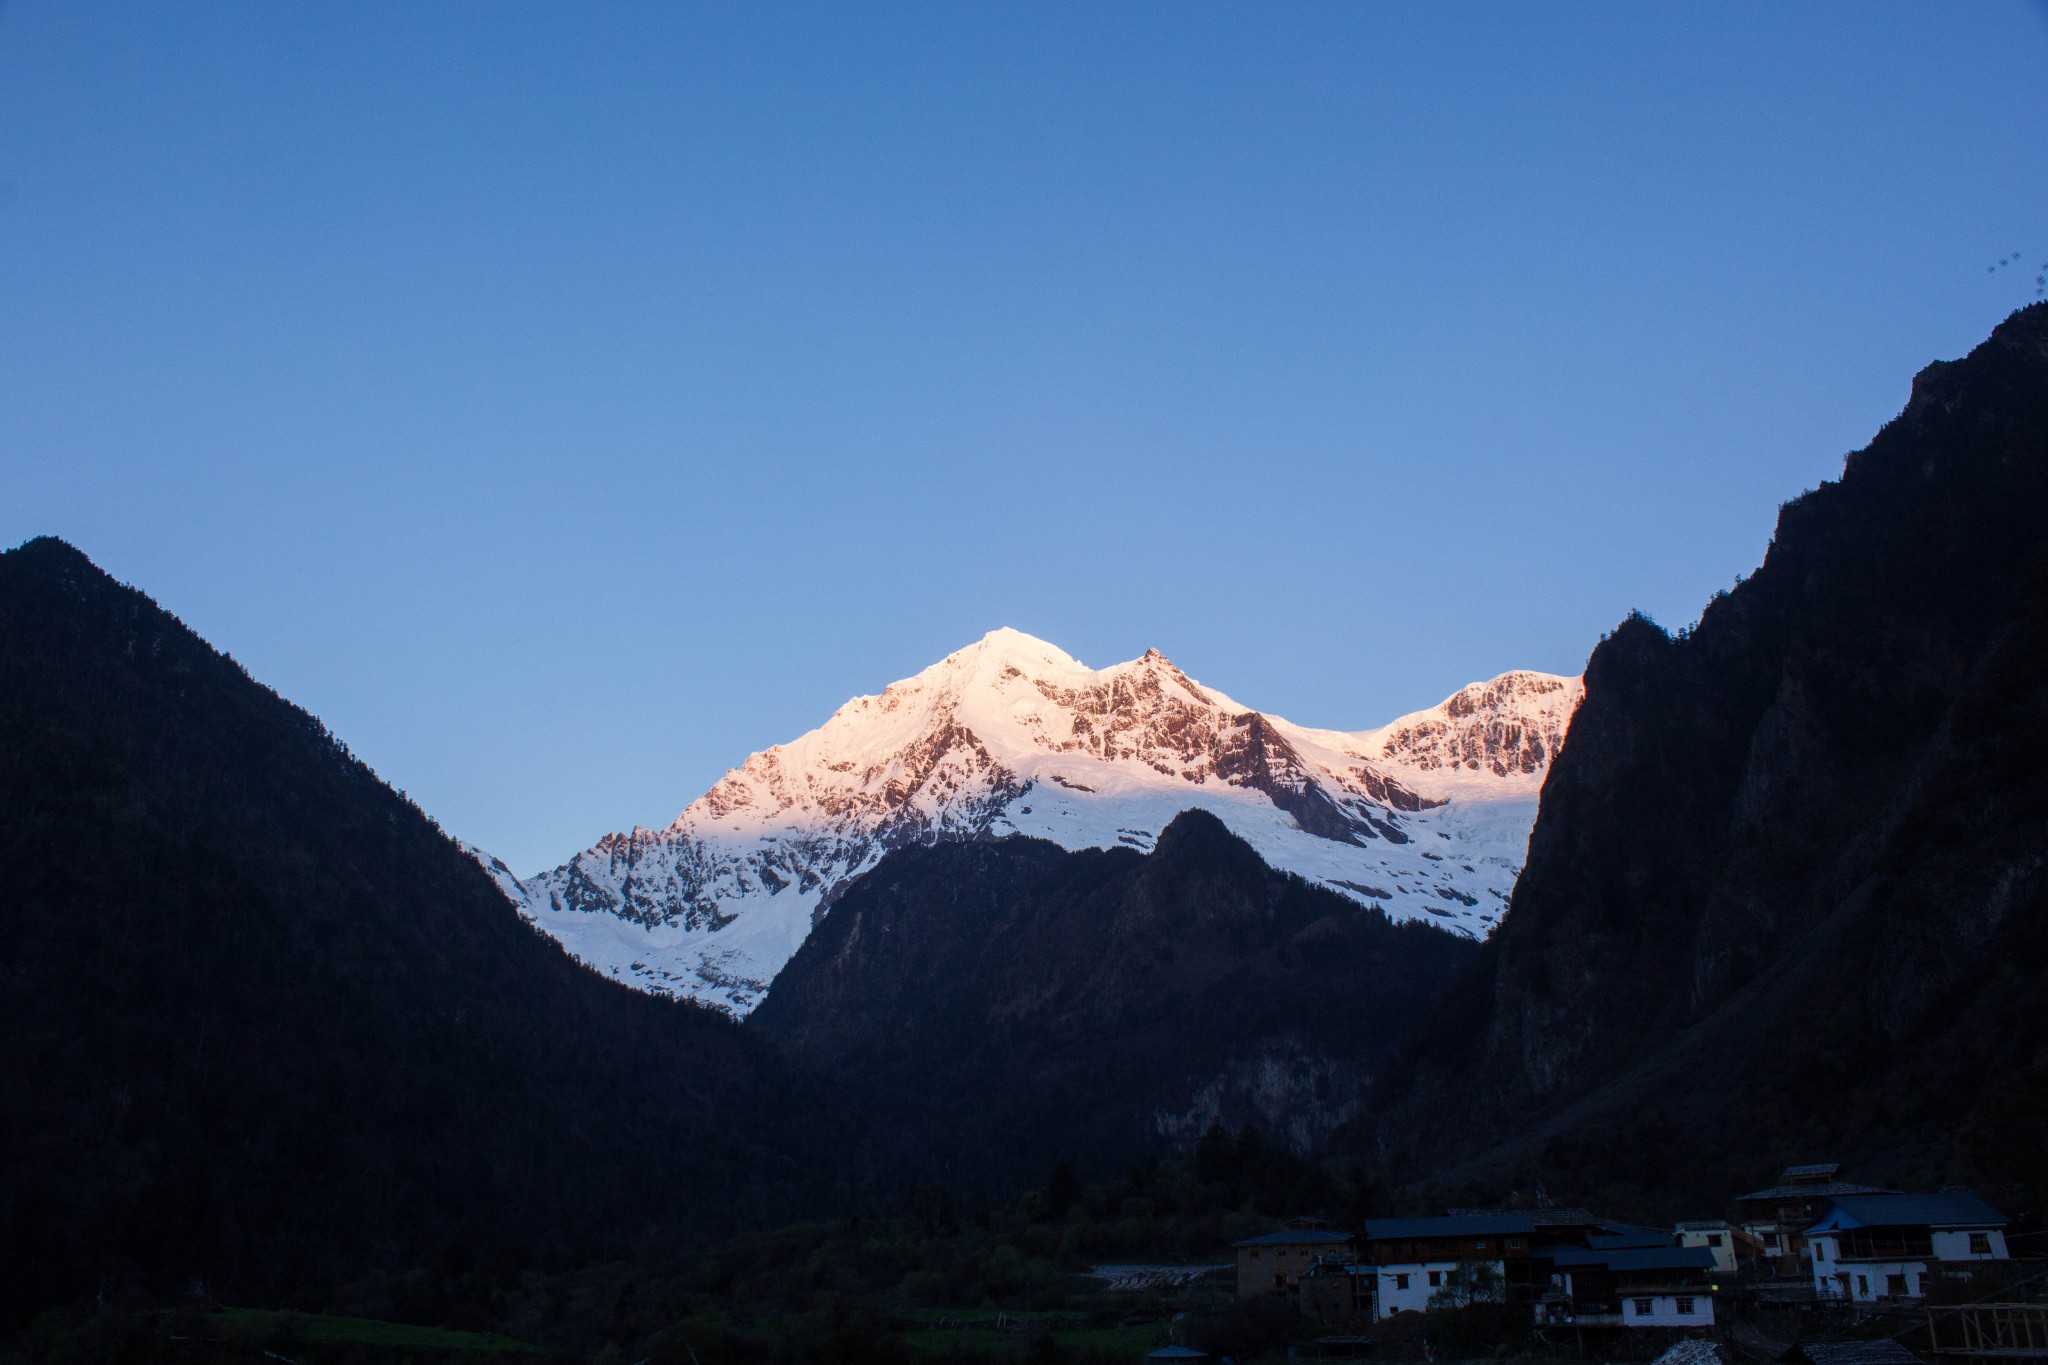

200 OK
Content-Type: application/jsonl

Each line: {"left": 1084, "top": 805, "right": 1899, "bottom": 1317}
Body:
{"left": 1733, "top": 1164, "right": 1893, "bottom": 1275}
{"left": 1357, "top": 1213, "right": 1553, "bottom": 1318}
{"left": 1674, "top": 1220, "right": 1742, "bottom": 1275}
{"left": 1233, "top": 1226, "right": 1357, "bottom": 1301}
{"left": 1804, "top": 1190, "right": 2010, "bottom": 1302}
{"left": 1238, "top": 1166, "right": 2008, "bottom": 1329}
{"left": 1537, "top": 1243, "right": 1719, "bottom": 1329}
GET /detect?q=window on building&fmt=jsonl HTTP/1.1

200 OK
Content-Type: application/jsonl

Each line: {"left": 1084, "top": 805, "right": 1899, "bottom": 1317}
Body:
{"left": 1249, "top": 1250, "right": 1261, "bottom": 1260}
{"left": 1815, "top": 1242, "right": 1827, "bottom": 1260}
{"left": 1677, "top": 1298, "right": 1695, "bottom": 1315}
{"left": 1393, "top": 1274, "right": 1410, "bottom": 1290}
{"left": 1509, "top": 1237, "right": 1524, "bottom": 1249}
{"left": 1857, "top": 1276, "right": 1869, "bottom": 1297}
{"left": 1970, "top": 1233, "right": 1992, "bottom": 1255}
{"left": 1887, "top": 1274, "right": 1908, "bottom": 1297}
{"left": 1428, "top": 1271, "right": 1442, "bottom": 1288}
{"left": 1706, "top": 1233, "right": 1724, "bottom": 1247}
{"left": 1275, "top": 1273, "right": 1286, "bottom": 1289}
{"left": 1633, "top": 1299, "right": 1654, "bottom": 1316}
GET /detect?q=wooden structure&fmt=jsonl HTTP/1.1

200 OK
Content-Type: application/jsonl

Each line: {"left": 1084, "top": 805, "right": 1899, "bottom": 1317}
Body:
{"left": 1927, "top": 1303, "right": 2048, "bottom": 1359}
{"left": 1734, "top": 1164, "right": 1892, "bottom": 1273}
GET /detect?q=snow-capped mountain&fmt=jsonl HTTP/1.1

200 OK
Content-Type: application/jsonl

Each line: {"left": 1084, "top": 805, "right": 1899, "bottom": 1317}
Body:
{"left": 475, "top": 629, "right": 1582, "bottom": 1014}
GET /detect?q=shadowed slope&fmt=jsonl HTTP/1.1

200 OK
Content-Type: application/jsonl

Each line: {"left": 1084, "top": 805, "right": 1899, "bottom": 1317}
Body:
{"left": 751, "top": 809, "right": 1478, "bottom": 1192}
{"left": 1375, "top": 303, "right": 2048, "bottom": 1212}
{"left": 0, "top": 538, "right": 851, "bottom": 1326}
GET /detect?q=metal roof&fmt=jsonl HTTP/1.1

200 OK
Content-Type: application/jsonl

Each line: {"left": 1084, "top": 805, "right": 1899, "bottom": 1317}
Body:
{"left": 1364, "top": 1214, "right": 1536, "bottom": 1240}
{"left": 1233, "top": 1228, "right": 1356, "bottom": 1247}
{"left": 1738, "top": 1181, "right": 1891, "bottom": 1203}
{"left": 1782, "top": 1163, "right": 1844, "bottom": 1181}
{"left": 1806, "top": 1191, "right": 2007, "bottom": 1233}
{"left": 1146, "top": 1348, "right": 1210, "bottom": 1361}
{"left": 1787, "top": 1342, "right": 1924, "bottom": 1365}
{"left": 1675, "top": 1220, "right": 1730, "bottom": 1231}
{"left": 1550, "top": 1245, "right": 1717, "bottom": 1273}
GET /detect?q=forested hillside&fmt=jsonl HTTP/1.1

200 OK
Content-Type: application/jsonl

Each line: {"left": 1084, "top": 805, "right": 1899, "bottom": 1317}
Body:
{"left": 0, "top": 539, "right": 861, "bottom": 1329}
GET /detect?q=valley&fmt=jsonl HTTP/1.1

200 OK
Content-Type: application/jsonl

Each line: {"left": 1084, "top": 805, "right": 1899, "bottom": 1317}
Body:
{"left": 6, "top": 304, "right": 2048, "bottom": 1362}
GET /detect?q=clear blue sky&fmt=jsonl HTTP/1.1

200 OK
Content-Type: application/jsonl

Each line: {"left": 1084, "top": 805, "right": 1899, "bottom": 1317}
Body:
{"left": 4, "top": 3, "right": 2046, "bottom": 874}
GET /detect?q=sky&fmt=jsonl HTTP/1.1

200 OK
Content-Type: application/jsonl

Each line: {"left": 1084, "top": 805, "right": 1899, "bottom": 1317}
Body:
{"left": 3, "top": 3, "right": 2046, "bottom": 875}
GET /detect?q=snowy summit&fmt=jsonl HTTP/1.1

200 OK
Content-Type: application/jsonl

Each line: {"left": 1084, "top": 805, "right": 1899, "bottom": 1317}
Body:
{"left": 471, "top": 629, "right": 1582, "bottom": 1013}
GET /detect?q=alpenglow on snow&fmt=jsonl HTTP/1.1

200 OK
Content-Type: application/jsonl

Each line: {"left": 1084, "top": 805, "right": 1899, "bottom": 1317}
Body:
{"left": 469, "top": 629, "right": 1582, "bottom": 1014}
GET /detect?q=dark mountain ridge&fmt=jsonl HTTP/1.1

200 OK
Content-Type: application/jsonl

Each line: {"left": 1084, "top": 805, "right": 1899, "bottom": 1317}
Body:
{"left": 0, "top": 538, "right": 861, "bottom": 1328}
{"left": 1374, "top": 302, "right": 2048, "bottom": 1213}
{"left": 750, "top": 809, "right": 1478, "bottom": 1193}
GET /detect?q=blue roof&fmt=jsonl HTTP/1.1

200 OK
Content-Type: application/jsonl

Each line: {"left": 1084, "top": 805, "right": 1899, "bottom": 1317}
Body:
{"left": 1146, "top": 1348, "right": 1209, "bottom": 1359}
{"left": 1233, "top": 1228, "right": 1355, "bottom": 1247}
{"left": 1364, "top": 1214, "right": 1535, "bottom": 1240}
{"left": 1806, "top": 1191, "right": 2006, "bottom": 1233}
{"left": 1588, "top": 1230, "right": 1677, "bottom": 1250}
{"left": 1550, "top": 1246, "right": 1716, "bottom": 1272}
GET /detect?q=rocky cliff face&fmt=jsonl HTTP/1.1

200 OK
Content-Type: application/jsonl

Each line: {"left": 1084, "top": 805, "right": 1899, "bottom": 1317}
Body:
{"left": 1377, "top": 304, "right": 2048, "bottom": 1209}
{"left": 482, "top": 632, "right": 1579, "bottom": 1013}
{"left": 749, "top": 809, "right": 1479, "bottom": 1187}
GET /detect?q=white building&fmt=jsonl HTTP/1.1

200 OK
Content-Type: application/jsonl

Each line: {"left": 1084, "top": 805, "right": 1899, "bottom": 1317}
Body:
{"left": 1805, "top": 1190, "right": 2009, "bottom": 1302}
{"left": 1360, "top": 1213, "right": 1537, "bottom": 1320}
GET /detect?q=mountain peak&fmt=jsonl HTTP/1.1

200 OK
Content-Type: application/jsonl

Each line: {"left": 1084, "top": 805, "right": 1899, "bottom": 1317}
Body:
{"left": 8, "top": 533, "right": 91, "bottom": 562}
{"left": 919, "top": 627, "right": 1086, "bottom": 687}
{"left": 4, "top": 536, "right": 118, "bottom": 601}
{"left": 483, "top": 636, "right": 1584, "bottom": 1013}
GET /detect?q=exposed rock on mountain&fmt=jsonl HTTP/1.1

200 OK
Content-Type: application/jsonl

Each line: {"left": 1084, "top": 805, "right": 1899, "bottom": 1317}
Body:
{"left": 1376, "top": 303, "right": 2048, "bottom": 1211}
{"left": 0, "top": 538, "right": 852, "bottom": 1327}
{"left": 483, "top": 632, "right": 1579, "bottom": 1013}
{"left": 750, "top": 809, "right": 1479, "bottom": 1189}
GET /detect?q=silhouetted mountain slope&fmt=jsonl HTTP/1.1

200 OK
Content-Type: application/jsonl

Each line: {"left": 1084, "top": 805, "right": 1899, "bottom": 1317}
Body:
{"left": 0, "top": 539, "right": 850, "bottom": 1327}
{"left": 1377, "top": 303, "right": 2048, "bottom": 1211}
{"left": 750, "top": 809, "right": 1478, "bottom": 1191}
